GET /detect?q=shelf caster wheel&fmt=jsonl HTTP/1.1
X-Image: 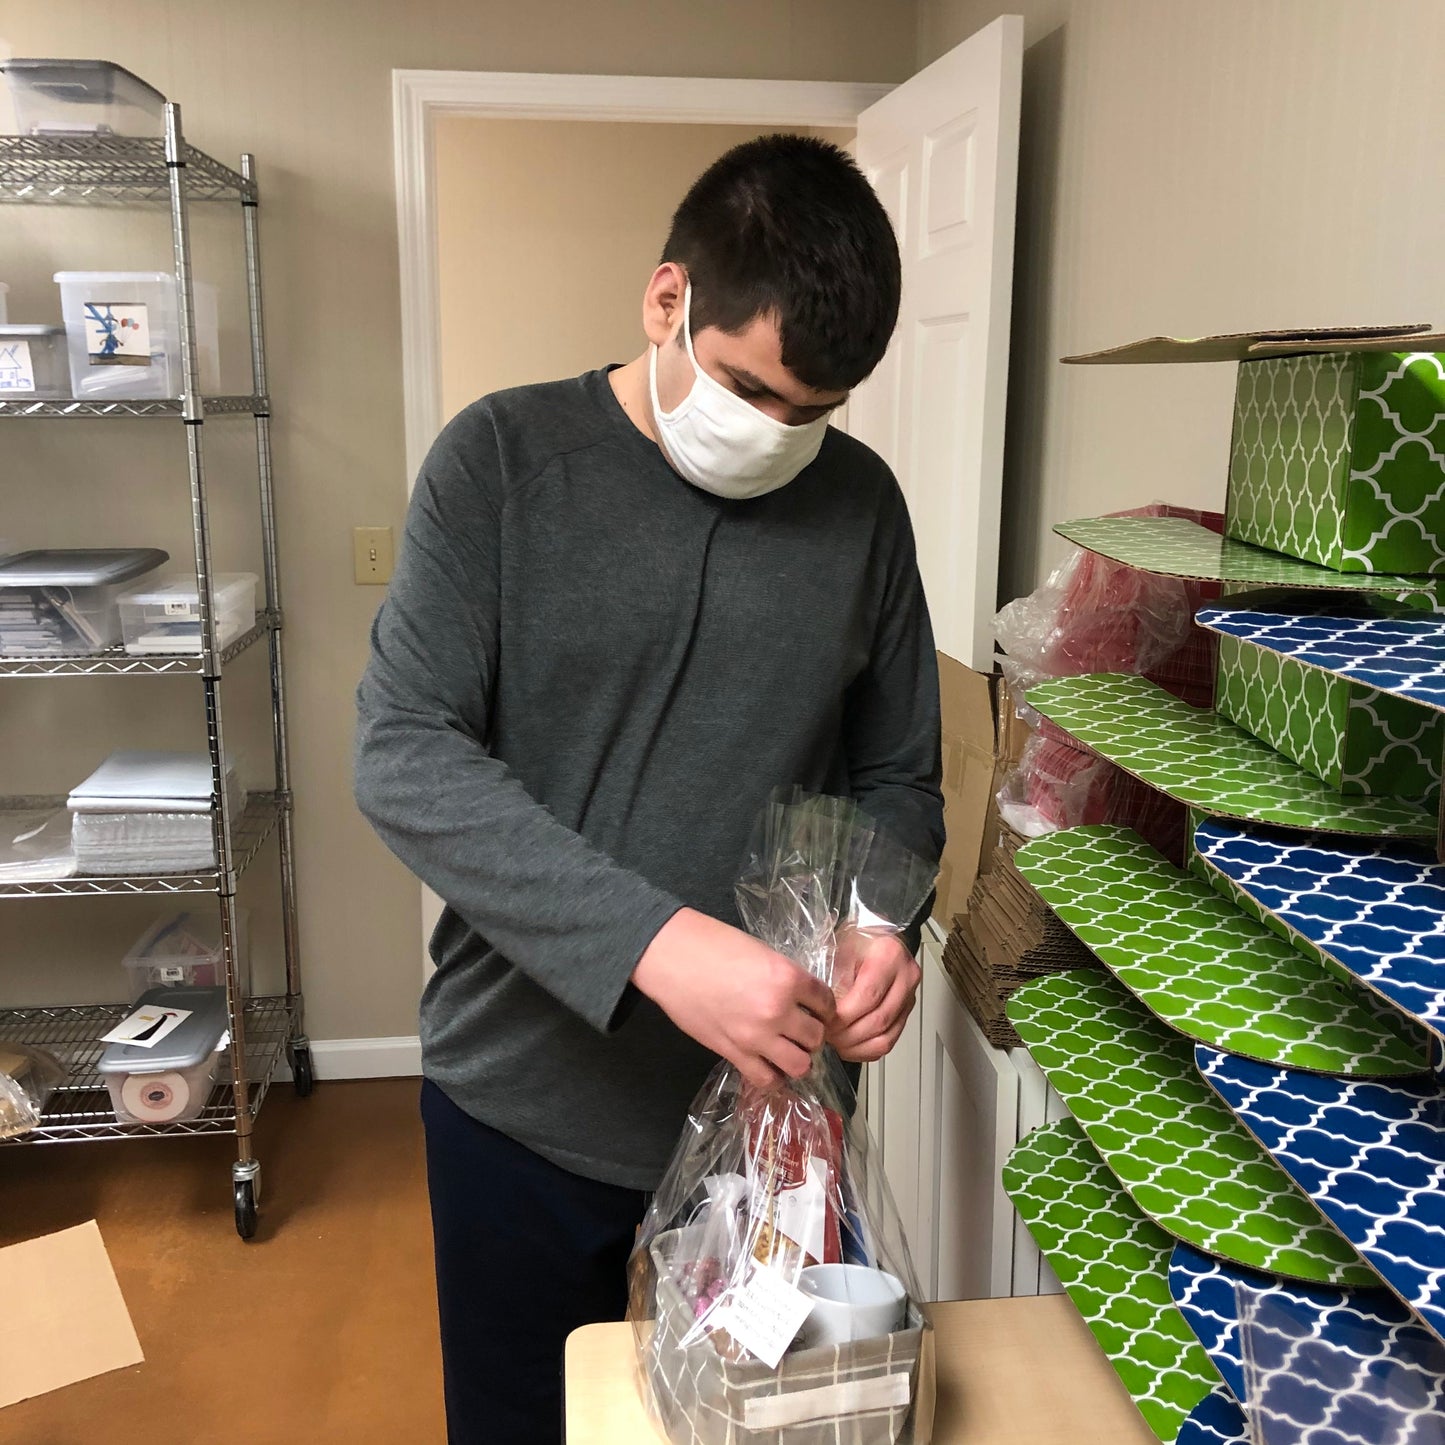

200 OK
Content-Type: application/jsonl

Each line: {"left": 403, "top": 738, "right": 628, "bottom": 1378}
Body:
{"left": 235, "top": 1177, "right": 258, "bottom": 1240}
{"left": 289, "top": 1040, "right": 314, "bottom": 1098}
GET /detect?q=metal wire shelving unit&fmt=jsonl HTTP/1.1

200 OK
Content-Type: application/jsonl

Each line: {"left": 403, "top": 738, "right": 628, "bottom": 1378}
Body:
{"left": 0, "top": 108, "right": 307, "bottom": 1239}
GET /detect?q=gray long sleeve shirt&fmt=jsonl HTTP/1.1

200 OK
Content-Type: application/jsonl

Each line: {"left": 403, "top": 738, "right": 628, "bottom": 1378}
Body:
{"left": 355, "top": 368, "right": 943, "bottom": 1190}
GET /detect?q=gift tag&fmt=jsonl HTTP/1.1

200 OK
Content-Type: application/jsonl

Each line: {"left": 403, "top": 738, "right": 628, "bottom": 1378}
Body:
{"left": 711, "top": 1263, "right": 816, "bottom": 1369}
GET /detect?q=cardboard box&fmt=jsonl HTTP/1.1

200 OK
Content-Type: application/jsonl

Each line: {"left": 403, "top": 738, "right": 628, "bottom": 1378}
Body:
{"left": 1215, "top": 632, "right": 1444, "bottom": 799}
{"left": 933, "top": 655, "right": 1027, "bottom": 929}
{"left": 1226, "top": 351, "right": 1445, "bottom": 575}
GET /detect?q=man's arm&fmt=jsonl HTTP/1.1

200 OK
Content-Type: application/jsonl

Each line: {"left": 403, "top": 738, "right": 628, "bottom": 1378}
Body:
{"left": 354, "top": 407, "right": 835, "bottom": 1082}
{"left": 828, "top": 489, "right": 946, "bottom": 1061}
{"left": 354, "top": 409, "right": 683, "bottom": 1032}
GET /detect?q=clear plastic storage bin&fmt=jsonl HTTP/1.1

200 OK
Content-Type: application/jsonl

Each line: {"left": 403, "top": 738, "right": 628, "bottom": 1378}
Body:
{"left": 0, "top": 59, "right": 165, "bottom": 137}
{"left": 54, "top": 271, "right": 219, "bottom": 400}
{"left": 123, "top": 908, "right": 250, "bottom": 1000}
{"left": 0, "top": 549, "right": 168, "bottom": 656}
{"left": 0, "top": 325, "right": 69, "bottom": 398}
{"left": 120, "top": 573, "right": 258, "bottom": 655}
{"left": 98, "top": 986, "right": 228, "bottom": 1126}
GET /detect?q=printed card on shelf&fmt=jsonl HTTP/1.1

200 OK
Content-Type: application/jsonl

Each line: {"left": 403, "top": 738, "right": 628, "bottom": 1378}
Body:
{"left": 99, "top": 1004, "right": 193, "bottom": 1049}
{"left": 0, "top": 339, "right": 36, "bottom": 393}
{"left": 709, "top": 1262, "right": 816, "bottom": 1369}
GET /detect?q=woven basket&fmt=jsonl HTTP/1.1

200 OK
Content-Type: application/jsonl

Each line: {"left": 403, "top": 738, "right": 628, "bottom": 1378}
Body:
{"left": 645, "top": 1230, "right": 931, "bottom": 1445}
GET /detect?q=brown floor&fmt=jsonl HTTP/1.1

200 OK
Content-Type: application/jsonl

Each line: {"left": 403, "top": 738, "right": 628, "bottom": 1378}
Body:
{"left": 0, "top": 1078, "right": 446, "bottom": 1445}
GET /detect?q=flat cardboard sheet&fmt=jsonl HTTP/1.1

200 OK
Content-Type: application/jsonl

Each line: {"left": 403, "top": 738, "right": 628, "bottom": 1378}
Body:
{"left": 0, "top": 1220, "right": 143, "bottom": 1409}
{"left": 1005, "top": 970, "right": 1377, "bottom": 1286}
{"left": 1014, "top": 825, "right": 1428, "bottom": 1075}
{"left": 1168, "top": 1240, "right": 1444, "bottom": 1413}
{"left": 932, "top": 654, "right": 1000, "bottom": 927}
{"left": 1194, "top": 816, "right": 1445, "bottom": 1044}
{"left": 1025, "top": 672, "right": 1437, "bottom": 838}
{"left": 1198, "top": 606, "right": 1445, "bottom": 715}
{"left": 1056, "top": 515, "right": 1442, "bottom": 594}
{"left": 1001, "top": 1116, "right": 1220, "bottom": 1443}
{"left": 1198, "top": 1046, "right": 1445, "bottom": 1347}
{"left": 1062, "top": 324, "right": 1439, "bottom": 365}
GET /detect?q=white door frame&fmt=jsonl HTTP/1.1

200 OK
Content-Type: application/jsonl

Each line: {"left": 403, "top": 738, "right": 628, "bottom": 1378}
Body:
{"left": 392, "top": 69, "right": 894, "bottom": 979}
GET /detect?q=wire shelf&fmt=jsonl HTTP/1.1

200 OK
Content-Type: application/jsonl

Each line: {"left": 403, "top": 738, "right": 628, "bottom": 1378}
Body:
{"left": 0, "top": 792, "right": 284, "bottom": 897}
{"left": 0, "top": 614, "right": 274, "bottom": 678}
{"left": 0, "top": 995, "right": 293, "bottom": 1143}
{"left": 0, "top": 134, "right": 256, "bottom": 206}
{"left": 0, "top": 395, "right": 268, "bottom": 419}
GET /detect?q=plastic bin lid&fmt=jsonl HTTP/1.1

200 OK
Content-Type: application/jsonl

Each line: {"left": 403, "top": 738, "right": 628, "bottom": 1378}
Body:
{"left": 0, "top": 59, "right": 166, "bottom": 109}
{"left": 0, "top": 549, "right": 169, "bottom": 586}
{"left": 97, "top": 985, "right": 228, "bottom": 1075}
{"left": 53, "top": 270, "right": 175, "bottom": 285}
{"left": 122, "top": 572, "right": 259, "bottom": 605}
{"left": 0, "top": 324, "right": 64, "bottom": 338}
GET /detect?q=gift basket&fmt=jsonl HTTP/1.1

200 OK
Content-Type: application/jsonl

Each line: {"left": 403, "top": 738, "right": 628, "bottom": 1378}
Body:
{"left": 630, "top": 792, "right": 938, "bottom": 1445}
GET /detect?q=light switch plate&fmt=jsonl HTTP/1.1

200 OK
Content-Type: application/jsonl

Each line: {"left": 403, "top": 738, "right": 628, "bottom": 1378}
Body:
{"left": 353, "top": 526, "right": 393, "bottom": 585}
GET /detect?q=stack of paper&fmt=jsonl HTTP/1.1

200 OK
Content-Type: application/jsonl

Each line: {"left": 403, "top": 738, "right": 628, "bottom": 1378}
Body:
{"left": 67, "top": 752, "right": 243, "bottom": 875}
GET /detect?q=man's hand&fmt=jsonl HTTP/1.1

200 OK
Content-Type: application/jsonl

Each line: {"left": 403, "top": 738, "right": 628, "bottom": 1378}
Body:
{"left": 632, "top": 908, "right": 837, "bottom": 1089}
{"left": 827, "top": 932, "right": 921, "bottom": 1063}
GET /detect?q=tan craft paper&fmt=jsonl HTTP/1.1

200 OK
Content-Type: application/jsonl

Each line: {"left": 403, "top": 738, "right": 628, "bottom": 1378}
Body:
{"left": 0, "top": 1220, "right": 144, "bottom": 1409}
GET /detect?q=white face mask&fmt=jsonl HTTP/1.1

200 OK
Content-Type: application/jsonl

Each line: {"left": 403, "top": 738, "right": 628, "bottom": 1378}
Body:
{"left": 648, "top": 283, "right": 831, "bottom": 500}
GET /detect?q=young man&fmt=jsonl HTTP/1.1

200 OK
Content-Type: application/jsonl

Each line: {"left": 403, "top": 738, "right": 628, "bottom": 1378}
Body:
{"left": 355, "top": 135, "right": 944, "bottom": 1445}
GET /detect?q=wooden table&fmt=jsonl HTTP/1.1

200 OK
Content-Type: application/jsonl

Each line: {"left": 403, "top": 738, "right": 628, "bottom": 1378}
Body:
{"left": 565, "top": 1295, "right": 1159, "bottom": 1444}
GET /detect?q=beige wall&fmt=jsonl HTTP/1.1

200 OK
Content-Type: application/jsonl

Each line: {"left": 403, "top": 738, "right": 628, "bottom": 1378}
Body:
{"left": 0, "top": 3, "right": 918, "bottom": 1039}
{"left": 919, "top": 0, "right": 1445, "bottom": 605}
{"left": 436, "top": 119, "right": 851, "bottom": 418}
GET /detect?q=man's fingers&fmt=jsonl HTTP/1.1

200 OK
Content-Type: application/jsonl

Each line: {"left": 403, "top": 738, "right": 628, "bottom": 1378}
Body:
{"left": 764, "top": 1037, "right": 814, "bottom": 1081}
{"left": 830, "top": 967, "right": 918, "bottom": 1052}
{"left": 785, "top": 1007, "right": 827, "bottom": 1055}
{"left": 831, "top": 955, "right": 893, "bottom": 1030}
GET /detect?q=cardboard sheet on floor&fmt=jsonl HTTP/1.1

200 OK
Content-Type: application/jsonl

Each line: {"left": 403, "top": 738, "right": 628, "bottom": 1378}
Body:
{"left": 1056, "top": 515, "right": 1441, "bottom": 595}
{"left": 1061, "top": 324, "right": 1441, "bottom": 365}
{"left": 0, "top": 1220, "right": 143, "bottom": 1409}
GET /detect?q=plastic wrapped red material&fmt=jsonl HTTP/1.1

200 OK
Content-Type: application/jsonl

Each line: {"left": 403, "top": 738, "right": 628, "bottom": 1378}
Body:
{"left": 994, "top": 506, "right": 1223, "bottom": 864}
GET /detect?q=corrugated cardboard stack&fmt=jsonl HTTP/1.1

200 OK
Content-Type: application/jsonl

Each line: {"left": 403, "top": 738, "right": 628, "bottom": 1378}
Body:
{"left": 942, "top": 824, "right": 1101, "bottom": 1050}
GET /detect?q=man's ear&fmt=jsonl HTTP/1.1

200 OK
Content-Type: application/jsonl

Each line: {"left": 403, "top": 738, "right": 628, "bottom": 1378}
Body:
{"left": 642, "top": 262, "right": 687, "bottom": 348}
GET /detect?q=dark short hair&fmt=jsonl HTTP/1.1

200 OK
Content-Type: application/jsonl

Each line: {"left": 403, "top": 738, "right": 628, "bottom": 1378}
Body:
{"left": 661, "top": 134, "right": 900, "bottom": 392}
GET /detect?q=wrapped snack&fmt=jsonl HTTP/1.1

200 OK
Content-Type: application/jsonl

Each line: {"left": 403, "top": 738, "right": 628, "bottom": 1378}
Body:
{"left": 631, "top": 791, "right": 937, "bottom": 1445}
{"left": 0, "top": 1041, "right": 66, "bottom": 1138}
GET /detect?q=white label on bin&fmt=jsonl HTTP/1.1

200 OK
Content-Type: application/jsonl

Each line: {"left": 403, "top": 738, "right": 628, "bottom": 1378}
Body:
{"left": 100, "top": 1004, "right": 193, "bottom": 1049}
{"left": 708, "top": 1263, "right": 815, "bottom": 1370}
{"left": 0, "top": 338, "right": 36, "bottom": 392}
{"left": 84, "top": 301, "right": 152, "bottom": 367}
{"left": 163, "top": 600, "right": 194, "bottom": 616}
{"left": 743, "top": 1372, "right": 912, "bottom": 1430}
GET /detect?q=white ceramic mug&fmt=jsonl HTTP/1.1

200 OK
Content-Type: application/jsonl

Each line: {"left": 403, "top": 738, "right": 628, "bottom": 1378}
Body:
{"left": 796, "top": 1263, "right": 906, "bottom": 1348}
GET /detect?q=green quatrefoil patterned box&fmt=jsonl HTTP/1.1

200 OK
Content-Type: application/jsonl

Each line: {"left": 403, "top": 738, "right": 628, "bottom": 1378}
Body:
{"left": 1215, "top": 632, "right": 1444, "bottom": 799}
{"left": 1226, "top": 351, "right": 1445, "bottom": 574}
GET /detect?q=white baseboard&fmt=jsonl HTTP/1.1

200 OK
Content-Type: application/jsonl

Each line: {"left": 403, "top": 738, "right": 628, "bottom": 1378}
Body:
{"left": 277, "top": 1035, "right": 422, "bottom": 1082}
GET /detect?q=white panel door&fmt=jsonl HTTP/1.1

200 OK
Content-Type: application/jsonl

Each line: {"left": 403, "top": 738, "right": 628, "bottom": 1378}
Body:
{"left": 850, "top": 16, "right": 1023, "bottom": 669}
{"left": 916, "top": 928, "right": 1019, "bottom": 1302}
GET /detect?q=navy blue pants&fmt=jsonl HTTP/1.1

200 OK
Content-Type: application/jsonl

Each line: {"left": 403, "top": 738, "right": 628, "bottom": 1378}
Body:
{"left": 420, "top": 1079, "right": 649, "bottom": 1445}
